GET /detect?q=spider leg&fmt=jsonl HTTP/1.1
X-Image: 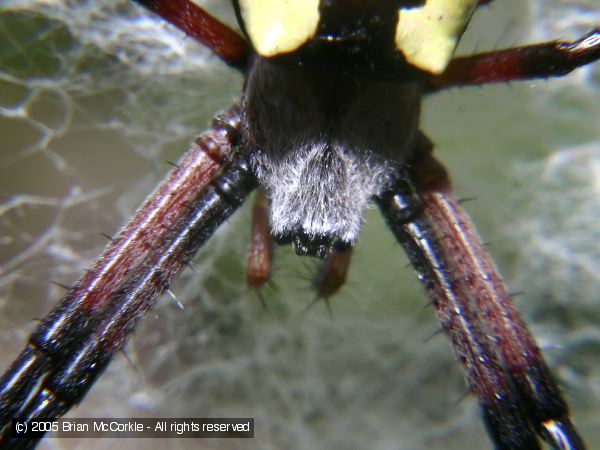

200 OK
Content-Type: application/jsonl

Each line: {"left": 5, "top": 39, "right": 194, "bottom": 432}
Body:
{"left": 246, "top": 190, "right": 272, "bottom": 290}
{"left": 0, "top": 106, "right": 257, "bottom": 448}
{"left": 376, "top": 137, "right": 584, "bottom": 449}
{"left": 133, "top": 0, "right": 251, "bottom": 71}
{"left": 313, "top": 251, "right": 353, "bottom": 300}
{"left": 427, "top": 27, "right": 600, "bottom": 91}
{"left": 412, "top": 154, "right": 584, "bottom": 450}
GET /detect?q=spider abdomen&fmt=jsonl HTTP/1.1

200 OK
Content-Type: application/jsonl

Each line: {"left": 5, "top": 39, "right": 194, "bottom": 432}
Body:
{"left": 243, "top": 58, "right": 422, "bottom": 257}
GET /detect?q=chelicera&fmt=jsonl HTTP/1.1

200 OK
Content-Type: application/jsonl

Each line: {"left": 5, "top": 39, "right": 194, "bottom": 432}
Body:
{"left": 0, "top": 1, "right": 599, "bottom": 449}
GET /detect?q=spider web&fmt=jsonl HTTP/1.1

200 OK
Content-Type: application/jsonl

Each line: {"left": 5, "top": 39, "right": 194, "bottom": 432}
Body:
{"left": 0, "top": 1, "right": 599, "bottom": 449}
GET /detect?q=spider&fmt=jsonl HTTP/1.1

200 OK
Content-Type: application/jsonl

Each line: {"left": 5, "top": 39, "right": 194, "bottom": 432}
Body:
{"left": 2, "top": 2, "right": 598, "bottom": 448}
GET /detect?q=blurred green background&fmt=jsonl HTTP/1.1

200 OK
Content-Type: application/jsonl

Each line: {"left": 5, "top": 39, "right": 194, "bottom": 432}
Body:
{"left": 0, "top": 1, "right": 599, "bottom": 449}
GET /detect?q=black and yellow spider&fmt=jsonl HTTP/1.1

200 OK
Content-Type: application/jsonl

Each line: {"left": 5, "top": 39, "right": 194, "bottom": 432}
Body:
{"left": 0, "top": 1, "right": 599, "bottom": 449}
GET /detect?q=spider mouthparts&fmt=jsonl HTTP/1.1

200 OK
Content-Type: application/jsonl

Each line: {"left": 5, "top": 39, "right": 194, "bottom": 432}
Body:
{"left": 274, "top": 231, "right": 352, "bottom": 258}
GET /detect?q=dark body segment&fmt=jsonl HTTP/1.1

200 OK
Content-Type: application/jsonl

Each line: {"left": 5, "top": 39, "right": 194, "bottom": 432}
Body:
{"left": 272, "top": 0, "right": 418, "bottom": 77}
{"left": 243, "top": 58, "right": 422, "bottom": 256}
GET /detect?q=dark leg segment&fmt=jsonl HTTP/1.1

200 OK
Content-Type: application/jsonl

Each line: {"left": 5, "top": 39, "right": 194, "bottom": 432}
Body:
{"left": 133, "top": 0, "right": 251, "bottom": 71}
{"left": 246, "top": 190, "right": 272, "bottom": 290}
{"left": 0, "top": 106, "right": 257, "bottom": 448}
{"left": 428, "top": 27, "right": 600, "bottom": 91}
{"left": 376, "top": 140, "right": 584, "bottom": 449}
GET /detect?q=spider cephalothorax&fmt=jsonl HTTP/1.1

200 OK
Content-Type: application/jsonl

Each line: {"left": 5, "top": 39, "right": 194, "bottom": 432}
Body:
{"left": 237, "top": 0, "right": 474, "bottom": 256}
{"left": 243, "top": 58, "right": 422, "bottom": 256}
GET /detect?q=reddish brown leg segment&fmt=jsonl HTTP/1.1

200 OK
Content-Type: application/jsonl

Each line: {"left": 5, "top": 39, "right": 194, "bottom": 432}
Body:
{"left": 133, "top": 0, "right": 251, "bottom": 70}
{"left": 378, "top": 179, "right": 538, "bottom": 449}
{"left": 428, "top": 27, "right": 600, "bottom": 91}
{"left": 413, "top": 155, "right": 584, "bottom": 449}
{"left": 246, "top": 190, "right": 272, "bottom": 290}
{"left": 314, "top": 251, "right": 353, "bottom": 299}
{"left": 377, "top": 144, "right": 584, "bottom": 449}
{"left": 0, "top": 106, "right": 257, "bottom": 447}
